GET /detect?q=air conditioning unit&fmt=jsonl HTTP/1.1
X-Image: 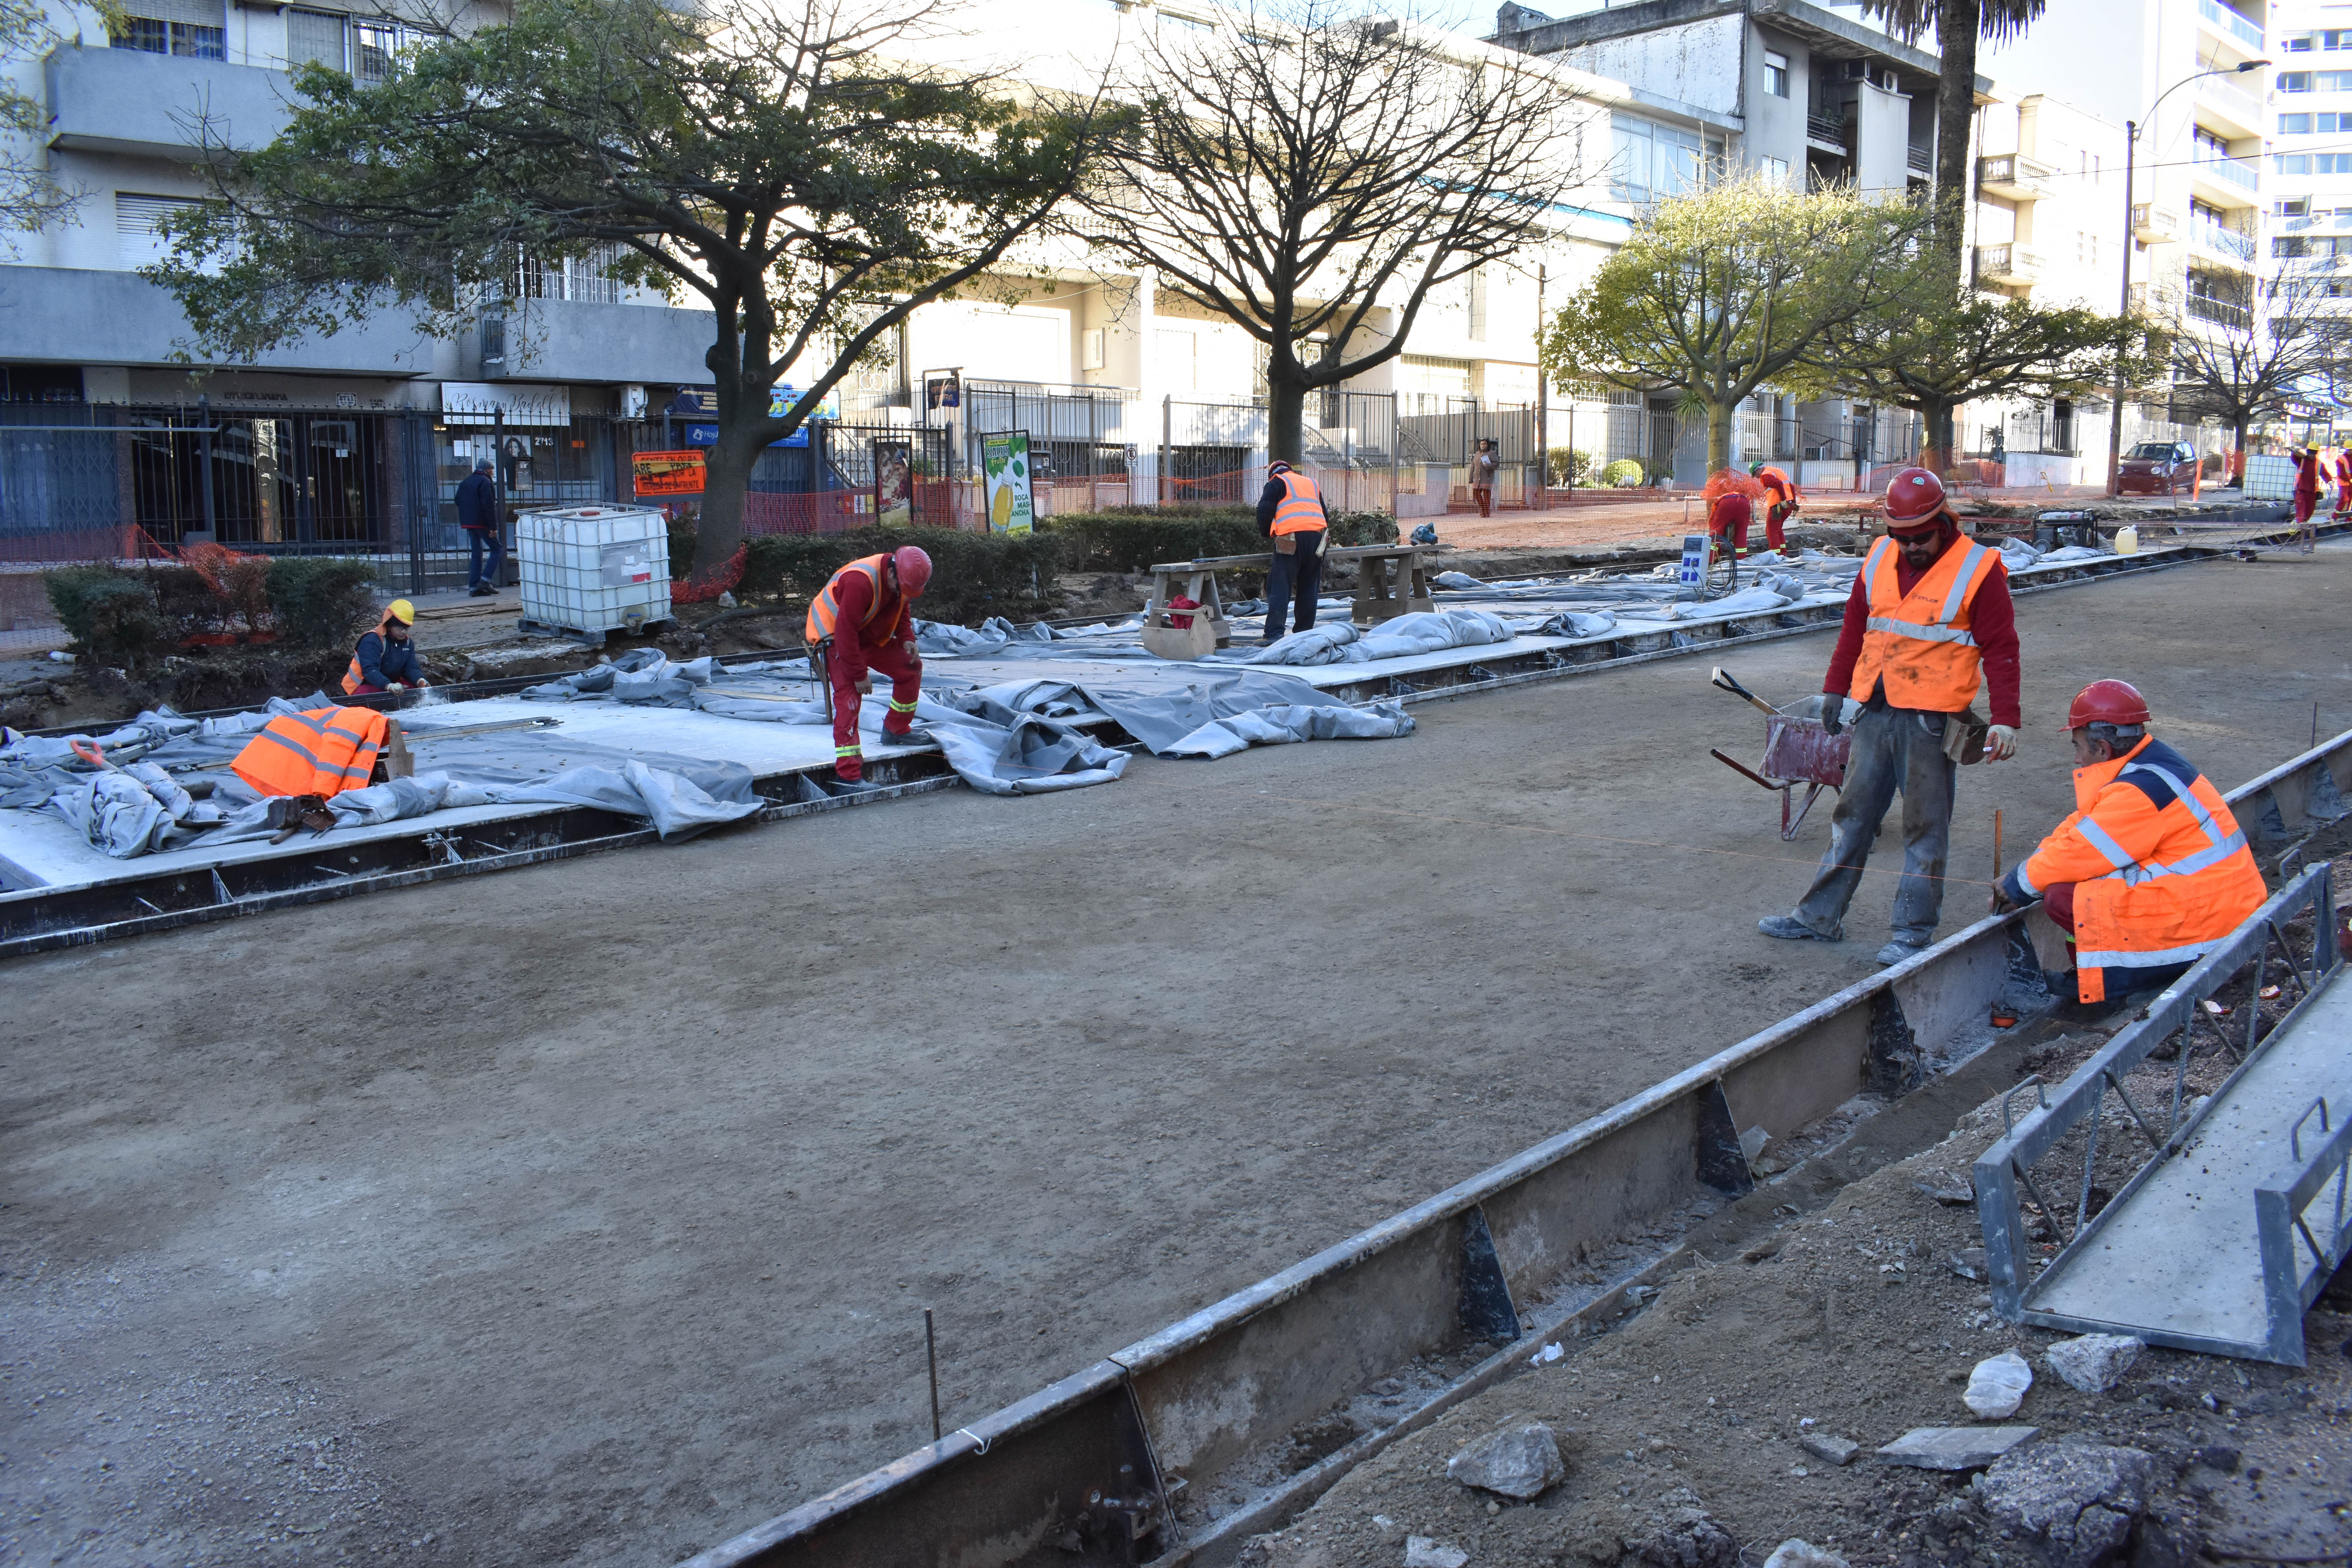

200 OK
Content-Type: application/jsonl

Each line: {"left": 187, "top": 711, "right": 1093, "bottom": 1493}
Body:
{"left": 479, "top": 315, "right": 508, "bottom": 379}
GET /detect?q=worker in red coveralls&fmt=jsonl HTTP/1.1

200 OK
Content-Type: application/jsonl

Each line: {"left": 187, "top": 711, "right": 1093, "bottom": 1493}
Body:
{"left": 804, "top": 545, "right": 933, "bottom": 792}
{"left": 1750, "top": 462, "right": 1802, "bottom": 554}
{"left": 2293, "top": 446, "right": 2321, "bottom": 552}
{"left": 1757, "top": 467, "right": 2020, "bottom": 966}
{"left": 1708, "top": 487, "right": 1753, "bottom": 563}
{"left": 2332, "top": 448, "right": 2352, "bottom": 519}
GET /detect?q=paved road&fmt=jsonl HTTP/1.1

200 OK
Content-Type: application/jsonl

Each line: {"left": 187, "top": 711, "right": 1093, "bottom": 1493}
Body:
{"left": 4, "top": 544, "right": 2345, "bottom": 1568}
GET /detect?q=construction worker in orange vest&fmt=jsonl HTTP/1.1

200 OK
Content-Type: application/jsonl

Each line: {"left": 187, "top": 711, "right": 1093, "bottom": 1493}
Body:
{"left": 343, "top": 600, "right": 429, "bottom": 696}
{"left": 1750, "top": 461, "right": 1802, "bottom": 553}
{"left": 1256, "top": 460, "right": 1330, "bottom": 643}
{"left": 1991, "top": 680, "right": 2265, "bottom": 1006}
{"left": 1759, "top": 467, "right": 2021, "bottom": 965}
{"left": 806, "top": 546, "right": 932, "bottom": 790}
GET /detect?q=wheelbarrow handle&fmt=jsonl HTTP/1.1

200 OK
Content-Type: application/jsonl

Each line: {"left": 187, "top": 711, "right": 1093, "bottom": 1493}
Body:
{"left": 1710, "top": 748, "right": 1786, "bottom": 791}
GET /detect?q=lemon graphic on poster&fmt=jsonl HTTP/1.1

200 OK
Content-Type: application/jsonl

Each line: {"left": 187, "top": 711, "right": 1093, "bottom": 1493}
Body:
{"left": 992, "top": 484, "right": 1014, "bottom": 529}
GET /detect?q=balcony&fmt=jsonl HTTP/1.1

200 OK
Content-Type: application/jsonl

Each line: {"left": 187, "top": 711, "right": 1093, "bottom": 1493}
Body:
{"left": 1806, "top": 112, "right": 1851, "bottom": 154}
{"left": 43, "top": 42, "right": 294, "bottom": 160}
{"left": 2192, "top": 221, "right": 2260, "bottom": 267}
{"left": 2196, "top": 71, "right": 2266, "bottom": 136}
{"left": 1976, "top": 244, "right": 2043, "bottom": 286}
{"left": 2186, "top": 292, "right": 2254, "bottom": 331}
{"left": 2198, "top": 0, "right": 2264, "bottom": 51}
{"left": 2131, "top": 203, "right": 2183, "bottom": 243}
{"left": 2191, "top": 151, "right": 2261, "bottom": 197}
{"left": 1978, "top": 153, "right": 2056, "bottom": 201}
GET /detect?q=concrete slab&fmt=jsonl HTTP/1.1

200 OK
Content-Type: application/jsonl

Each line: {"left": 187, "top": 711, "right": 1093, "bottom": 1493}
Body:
{"left": 1876, "top": 1426, "right": 2040, "bottom": 1470}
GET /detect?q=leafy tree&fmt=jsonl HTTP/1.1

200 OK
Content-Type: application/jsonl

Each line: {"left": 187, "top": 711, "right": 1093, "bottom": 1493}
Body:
{"left": 1540, "top": 177, "right": 1935, "bottom": 476}
{"left": 1, "top": 0, "right": 89, "bottom": 230}
{"left": 1824, "top": 292, "right": 2154, "bottom": 468}
{"left": 154, "top": 0, "right": 1096, "bottom": 577}
{"left": 2164, "top": 262, "right": 2352, "bottom": 463}
{"left": 1078, "top": 2, "right": 1584, "bottom": 465}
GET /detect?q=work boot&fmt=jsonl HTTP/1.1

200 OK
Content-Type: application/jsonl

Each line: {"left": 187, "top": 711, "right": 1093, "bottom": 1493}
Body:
{"left": 1758, "top": 914, "right": 1835, "bottom": 942}
{"left": 830, "top": 776, "right": 883, "bottom": 797}
{"left": 1875, "top": 939, "right": 1929, "bottom": 967}
{"left": 875, "top": 728, "right": 927, "bottom": 747}
{"left": 470, "top": 583, "right": 495, "bottom": 597}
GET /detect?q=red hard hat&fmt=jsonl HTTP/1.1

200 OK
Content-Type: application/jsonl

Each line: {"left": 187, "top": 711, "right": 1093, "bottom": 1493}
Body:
{"left": 2065, "top": 679, "right": 2151, "bottom": 731}
{"left": 892, "top": 545, "right": 933, "bottom": 599}
{"left": 1882, "top": 466, "right": 1948, "bottom": 529}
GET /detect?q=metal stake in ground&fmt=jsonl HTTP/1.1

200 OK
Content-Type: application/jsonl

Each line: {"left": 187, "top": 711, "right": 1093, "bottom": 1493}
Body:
{"left": 924, "top": 1308, "right": 941, "bottom": 1443}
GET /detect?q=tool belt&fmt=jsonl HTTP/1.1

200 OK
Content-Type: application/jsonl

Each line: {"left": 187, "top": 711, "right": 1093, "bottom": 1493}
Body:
{"left": 1272, "top": 527, "right": 1328, "bottom": 557}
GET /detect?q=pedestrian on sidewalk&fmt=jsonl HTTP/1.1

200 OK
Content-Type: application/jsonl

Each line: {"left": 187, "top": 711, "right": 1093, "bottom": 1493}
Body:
{"left": 1256, "top": 460, "right": 1329, "bottom": 643}
{"left": 1758, "top": 467, "right": 2020, "bottom": 966}
{"left": 1470, "top": 439, "right": 1499, "bottom": 517}
{"left": 456, "top": 457, "right": 505, "bottom": 597}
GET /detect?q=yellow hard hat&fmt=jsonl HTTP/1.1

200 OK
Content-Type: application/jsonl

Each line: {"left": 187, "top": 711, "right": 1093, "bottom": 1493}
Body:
{"left": 385, "top": 599, "right": 416, "bottom": 624}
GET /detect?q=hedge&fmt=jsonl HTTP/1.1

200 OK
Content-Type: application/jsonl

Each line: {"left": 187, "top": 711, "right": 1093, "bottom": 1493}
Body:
{"left": 1040, "top": 505, "right": 1397, "bottom": 572}
{"left": 44, "top": 567, "right": 169, "bottom": 670}
{"left": 1601, "top": 458, "right": 1645, "bottom": 487}
{"left": 736, "top": 525, "right": 1067, "bottom": 629}
{"left": 263, "top": 558, "right": 383, "bottom": 650}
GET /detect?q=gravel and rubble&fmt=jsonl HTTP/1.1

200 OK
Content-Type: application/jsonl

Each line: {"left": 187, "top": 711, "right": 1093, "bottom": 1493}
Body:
{"left": 1236, "top": 1025, "right": 2352, "bottom": 1568}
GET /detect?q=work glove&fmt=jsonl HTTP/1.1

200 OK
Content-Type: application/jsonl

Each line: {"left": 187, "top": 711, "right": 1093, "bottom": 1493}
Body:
{"left": 1820, "top": 699, "right": 1842, "bottom": 737}
{"left": 1984, "top": 724, "right": 2018, "bottom": 762}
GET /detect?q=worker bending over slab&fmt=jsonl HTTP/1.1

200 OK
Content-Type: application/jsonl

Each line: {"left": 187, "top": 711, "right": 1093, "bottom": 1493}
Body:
{"left": 806, "top": 545, "right": 931, "bottom": 791}
{"left": 1759, "top": 466, "right": 2020, "bottom": 966}
{"left": 343, "top": 599, "right": 429, "bottom": 697}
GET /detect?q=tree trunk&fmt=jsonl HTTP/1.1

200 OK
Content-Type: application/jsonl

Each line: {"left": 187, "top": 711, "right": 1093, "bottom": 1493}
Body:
{"left": 1267, "top": 375, "right": 1307, "bottom": 467}
{"left": 693, "top": 417, "right": 759, "bottom": 579}
{"left": 1934, "top": 0, "right": 1981, "bottom": 272}
{"left": 1706, "top": 400, "right": 1733, "bottom": 476}
{"left": 2231, "top": 413, "right": 2251, "bottom": 481}
{"left": 1919, "top": 397, "right": 1957, "bottom": 471}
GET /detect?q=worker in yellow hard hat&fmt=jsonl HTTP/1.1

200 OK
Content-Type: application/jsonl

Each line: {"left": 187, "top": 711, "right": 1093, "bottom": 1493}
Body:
{"left": 343, "top": 599, "right": 430, "bottom": 696}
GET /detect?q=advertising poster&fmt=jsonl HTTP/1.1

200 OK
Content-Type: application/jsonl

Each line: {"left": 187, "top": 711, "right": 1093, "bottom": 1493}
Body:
{"left": 982, "top": 431, "right": 1034, "bottom": 536}
{"left": 873, "top": 438, "right": 914, "bottom": 528}
{"left": 633, "top": 448, "right": 706, "bottom": 497}
{"left": 926, "top": 372, "right": 962, "bottom": 413}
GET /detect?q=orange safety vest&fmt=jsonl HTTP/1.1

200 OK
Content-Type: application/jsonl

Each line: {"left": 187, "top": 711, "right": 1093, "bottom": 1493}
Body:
{"left": 1758, "top": 466, "right": 1799, "bottom": 514}
{"left": 804, "top": 554, "right": 900, "bottom": 646}
{"left": 2018, "top": 736, "right": 2266, "bottom": 1003}
{"left": 231, "top": 705, "right": 391, "bottom": 798}
{"left": 341, "top": 624, "right": 400, "bottom": 695}
{"left": 1846, "top": 533, "right": 2002, "bottom": 713}
{"left": 1269, "top": 469, "right": 1326, "bottom": 536}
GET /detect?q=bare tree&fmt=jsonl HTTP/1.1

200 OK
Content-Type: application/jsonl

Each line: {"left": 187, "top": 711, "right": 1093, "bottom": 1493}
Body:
{"left": 2163, "top": 260, "right": 2352, "bottom": 463}
{"left": 1077, "top": 2, "right": 1585, "bottom": 464}
{"left": 156, "top": 0, "right": 1099, "bottom": 577}
{"left": 1, "top": 0, "right": 90, "bottom": 231}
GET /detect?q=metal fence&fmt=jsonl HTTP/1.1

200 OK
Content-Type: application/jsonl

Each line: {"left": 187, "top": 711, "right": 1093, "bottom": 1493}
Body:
{"left": 1156, "top": 391, "right": 1399, "bottom": 514}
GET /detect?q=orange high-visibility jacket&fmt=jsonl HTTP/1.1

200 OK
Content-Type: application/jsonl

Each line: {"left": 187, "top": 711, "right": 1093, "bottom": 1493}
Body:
{"left": 2013, "top": 736, "right": 2265, "bottom": 1003}
{"left": 1846, "top": 534, "right": 2003, "bottom": 713}
{"left": 804, "top": 555, "right": 899, "bottom": 647}
{"left": 231, "top": 705, "right": 390, "bottom": 798}
{"left": 1757, "top": 466, "right": 1800, "bottom": 514}
{"left": 1269, "top": 470, "right": 1327, "bottom": 536}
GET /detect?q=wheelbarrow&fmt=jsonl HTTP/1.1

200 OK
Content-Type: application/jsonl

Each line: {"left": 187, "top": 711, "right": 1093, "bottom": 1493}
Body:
{"left": 1706, "top": 667, "right": 1850, "bottom": 841}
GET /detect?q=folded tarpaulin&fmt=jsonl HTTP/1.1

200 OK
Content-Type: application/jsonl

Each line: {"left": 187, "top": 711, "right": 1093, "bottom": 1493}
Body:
{"left": 919, "top": 710, "right": 1131, "bottom": 795}
{"left": 42, "top": 760, "right": 227, "bottom": 858}
{"left": 489, "top": 761, "right": 763, "bottom": 840}
{"left": 1515, "top": 610, "right": 1617, "bottom": 638}
{"left": 1161, "top": 701, "right": 1416, "bottom": 759}
{"left": 1228, "top": 609, "right": 1517, "bottom": 666}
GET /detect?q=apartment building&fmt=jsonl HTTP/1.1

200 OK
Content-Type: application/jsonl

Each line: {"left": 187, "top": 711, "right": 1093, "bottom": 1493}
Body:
{"left": 2265, "top": 0, "right": 2352, "bottom": 433}
{"left": 1975, "top": 0, "right": 2272, "bottom": 479}
{"left": 1491, "top": 0, "right": 1956, "bottom": 486}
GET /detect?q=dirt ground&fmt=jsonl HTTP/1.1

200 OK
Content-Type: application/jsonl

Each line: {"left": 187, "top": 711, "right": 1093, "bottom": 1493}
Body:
{"left": 1239, "top": 986, "right": 2352, "bottom": 1568}
{"left": 3, "top": 545, "right": 2348, "bottom": 1568}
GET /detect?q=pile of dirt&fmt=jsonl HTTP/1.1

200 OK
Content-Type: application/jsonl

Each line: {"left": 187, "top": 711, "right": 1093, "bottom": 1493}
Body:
{"left": 1240, "top": 1029, "right": 2352, "bottom": 1568}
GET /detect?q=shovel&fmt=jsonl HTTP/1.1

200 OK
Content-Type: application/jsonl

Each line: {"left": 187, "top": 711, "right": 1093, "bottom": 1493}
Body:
{"left": 1710, "top": 666, "right": 1778, "bottom": 717}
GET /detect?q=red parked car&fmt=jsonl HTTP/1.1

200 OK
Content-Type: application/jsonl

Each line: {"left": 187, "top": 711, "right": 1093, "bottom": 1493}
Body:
{"left": 2115, "top": 441, "right": 2201, "bottom": 496}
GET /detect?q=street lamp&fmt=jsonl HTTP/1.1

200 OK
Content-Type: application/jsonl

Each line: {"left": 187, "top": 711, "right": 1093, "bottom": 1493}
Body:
{"left": 2107, "top": 58, "right": 2271, "bottom": 496}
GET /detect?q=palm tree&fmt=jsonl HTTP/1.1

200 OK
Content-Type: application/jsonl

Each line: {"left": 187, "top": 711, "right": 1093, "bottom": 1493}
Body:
{"left": 1862, "top": 0, "right": 2047, "bottom": 256}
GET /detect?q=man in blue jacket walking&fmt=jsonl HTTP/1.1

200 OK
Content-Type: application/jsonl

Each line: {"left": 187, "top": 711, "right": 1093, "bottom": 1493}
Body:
{"left": 456, "top": 457, "right": 504, "bottom": 596}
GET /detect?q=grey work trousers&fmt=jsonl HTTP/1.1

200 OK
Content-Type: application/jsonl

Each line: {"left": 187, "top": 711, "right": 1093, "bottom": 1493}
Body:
{"left": 1791, "top": 702, "right": 1958, "bottom": 946}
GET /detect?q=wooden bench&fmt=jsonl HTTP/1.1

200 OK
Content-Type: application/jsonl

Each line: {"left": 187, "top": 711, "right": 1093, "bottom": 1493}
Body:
{"left": 1138, "top": 543, "right": 1450, "bottom": 659}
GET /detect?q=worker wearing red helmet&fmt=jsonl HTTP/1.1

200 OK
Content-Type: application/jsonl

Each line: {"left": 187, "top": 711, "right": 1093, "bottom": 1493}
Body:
{"left": 1989, "top": 680, "right": 2265, "bottom": 1005}
{"left": 1759, "top": 466, "right": 2022, "bottom": 965}
{"left": 805, "top": 545, "right": 933, "bottom": 789}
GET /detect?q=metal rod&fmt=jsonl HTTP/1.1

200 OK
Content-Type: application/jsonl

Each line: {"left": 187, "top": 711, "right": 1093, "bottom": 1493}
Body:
{"left": 924, "top": 1308, "right": 942, "bottom": 1443}
{"left": 1994, "top": 808, "right": 2004, "bottom": 879}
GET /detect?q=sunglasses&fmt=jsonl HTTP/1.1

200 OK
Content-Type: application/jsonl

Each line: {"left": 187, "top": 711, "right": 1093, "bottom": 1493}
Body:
{"left": 1887, "top": 527, "right": 1940, "bottom": 544}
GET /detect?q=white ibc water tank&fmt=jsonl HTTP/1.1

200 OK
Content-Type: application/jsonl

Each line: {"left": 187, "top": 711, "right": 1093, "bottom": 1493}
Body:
{"left": 517, "top": 505, "right": 672, "bottom": 635}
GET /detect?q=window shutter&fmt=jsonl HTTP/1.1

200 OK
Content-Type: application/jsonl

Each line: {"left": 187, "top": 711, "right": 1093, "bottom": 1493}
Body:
{"left": 286, "top": 8, "right": 347, "bottom": 69}
{"left": 120, "top": 0, "right": 223, "bottom": 24}
{"left": 116, "top": 194, "right": 191, "bottom": 270}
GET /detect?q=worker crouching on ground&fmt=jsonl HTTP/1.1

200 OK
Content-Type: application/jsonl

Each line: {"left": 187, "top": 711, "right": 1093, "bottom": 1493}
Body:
{"left": 1759, "top": 466, "right": 2020, "bottom": 965}
{"left": 343, "top": 599, "right": 429, "bottom": 696}
{"left": 1751, "top": 461, "right": 1801, "bottom": 554}
{"left": 806, "top": 545, "right": 932, "bottom": 791}
{"left": 1989, "top": 680, "right": 2265, "bottom": 1007}
{"left": 1258, "top": 459, "right": 1330, "bottom": 643}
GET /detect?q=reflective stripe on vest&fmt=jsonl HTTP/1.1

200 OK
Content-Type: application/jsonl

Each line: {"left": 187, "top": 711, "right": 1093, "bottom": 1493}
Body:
{"left": 805, "top": 555, "right": 892, "bottom": 646}
{"left": 1270, "top": 470, "right": 1325, "bottom": 536}
{"left": 230, "top": 705, "right": 389, "bottom": 798}
{"left": 1846, "top": 536, "right": 1998, "bottom": 711}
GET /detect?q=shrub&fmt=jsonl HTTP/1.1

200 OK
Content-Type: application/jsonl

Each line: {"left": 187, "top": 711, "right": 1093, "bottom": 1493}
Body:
{"left": 1327, "top": 510, "right": 1399, "bottom": 547}
{"left": 737, "top": 525, "right": 1066, "bottom": 630}
{"left": 1547, "top": 447, "right": 1599, "bottom": 486}
{"left": 149, "top": 564, "right": 244, "bottom": 643}
{"left": 266, "top": 557, "right": 384, "bottom": 650}
{"left": 1039, "top": 507, "right": 1262, "bottom": 572}
{"left": 1601, "top": 458, "right": 1644, "bottom": 487}
{"left": 44, "top": 567, "right": 171, "bottom": 670}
